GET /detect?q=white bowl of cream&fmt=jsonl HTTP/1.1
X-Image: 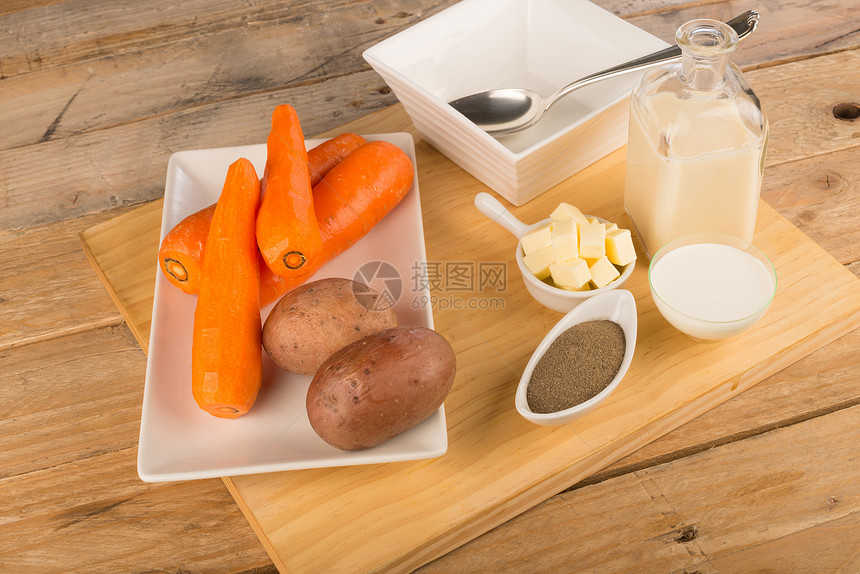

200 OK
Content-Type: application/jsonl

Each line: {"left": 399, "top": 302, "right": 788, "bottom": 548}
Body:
{"left": 648, "top": 233, "right": 777, "bottom": 341}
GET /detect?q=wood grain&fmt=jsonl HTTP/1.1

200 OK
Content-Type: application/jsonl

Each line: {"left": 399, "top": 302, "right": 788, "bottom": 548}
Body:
{"left": 418, "top": 404, "right": 860, "bottom": 573}
{"left": 0, "top": 0, "right": 449, "bottom": 150}
{"left": 0, "top": 71, "right": 397, "bottom": 231}
{"left": 747, "top": 50, "right": 860, "bottom": 166}
{"left": 0, "top": 326, "right": 143, "bottom": 481}
{"left": 0, "top": 0, "right": 454, "bottom": 80}
{"left": 0, "top": 212, "right": 124, "bottom": 351}
{"left": 0, "top": 326, "right": 273, "bottom": 573}
{"left": 625, "top": 0, "right": 860, "bottom": 68}
{"left": 574, "top": 327, "right": 860, "bottom": 489}
{"left": 80, "top": 199, "right": 163, "bottom": 351}
{"left": 762, "top": 145, "right": 860, "bottom": 265}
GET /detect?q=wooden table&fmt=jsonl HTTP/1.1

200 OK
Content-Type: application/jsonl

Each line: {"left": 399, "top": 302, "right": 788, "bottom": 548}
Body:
{"left": 1, "top": 1, "right": 858, "bottom": 572}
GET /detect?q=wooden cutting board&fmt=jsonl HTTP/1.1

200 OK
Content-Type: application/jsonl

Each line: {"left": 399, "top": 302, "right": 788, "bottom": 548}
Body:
{"left": 81, "top": 104, "right": 860, "bottom": 573}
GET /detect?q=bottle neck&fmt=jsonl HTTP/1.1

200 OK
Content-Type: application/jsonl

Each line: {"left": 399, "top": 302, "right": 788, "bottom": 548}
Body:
{"left": 676, "top": 20, "right": 739, "bottom": 92}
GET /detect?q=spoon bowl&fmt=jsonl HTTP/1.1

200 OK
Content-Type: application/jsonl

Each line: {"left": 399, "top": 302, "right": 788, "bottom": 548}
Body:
{"left": 450, "top": 10, "right": 759, "bottom": 134}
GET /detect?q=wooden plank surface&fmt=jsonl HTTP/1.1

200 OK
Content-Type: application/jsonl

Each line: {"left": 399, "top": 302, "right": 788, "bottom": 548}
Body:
{"left": 576, "top": 327, "right": 860, "bottom": 490}
{"left": 79, "top": 101, "right": 860, "bottom": 572}
{"left": 0, "top": 211, "right": 124, "bottom": 351}
{"left": 2, "top": 0, "right": 858, "bottom": 571}
{"left": 418, "top": 404, "right": 860, "bottom": 573}
{"left": 80, "top": 199, "right": 163, "bottom": 351}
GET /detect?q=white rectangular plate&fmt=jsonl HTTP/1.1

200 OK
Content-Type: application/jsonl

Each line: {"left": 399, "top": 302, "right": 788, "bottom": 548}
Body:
{"left": 137, "top": 133, "right": 445, "bottom": 482}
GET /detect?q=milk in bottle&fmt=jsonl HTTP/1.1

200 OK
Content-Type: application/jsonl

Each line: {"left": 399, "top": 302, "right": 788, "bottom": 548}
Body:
{"left": 624, "top": 19, "right": 768, "bottom": 258}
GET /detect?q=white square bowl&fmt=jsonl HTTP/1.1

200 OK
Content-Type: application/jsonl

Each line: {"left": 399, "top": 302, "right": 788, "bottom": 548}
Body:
{"left": 363, "top": 0, "right": 669, "bottom": 205}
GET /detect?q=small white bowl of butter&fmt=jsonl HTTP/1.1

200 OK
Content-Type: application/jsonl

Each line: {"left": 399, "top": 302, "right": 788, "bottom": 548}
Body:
{"left": 475, "top": 192, "right": 636, "bottom": 313}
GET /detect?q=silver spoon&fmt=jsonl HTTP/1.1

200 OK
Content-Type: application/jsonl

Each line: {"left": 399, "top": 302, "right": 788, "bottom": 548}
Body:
{"left": 448, "top": 10, "right": 759, "bottom": 135}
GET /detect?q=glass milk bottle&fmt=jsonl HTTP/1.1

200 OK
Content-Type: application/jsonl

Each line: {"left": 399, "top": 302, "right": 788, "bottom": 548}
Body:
{"left": 623, "top": 19, "right": 768, "bottom": 258}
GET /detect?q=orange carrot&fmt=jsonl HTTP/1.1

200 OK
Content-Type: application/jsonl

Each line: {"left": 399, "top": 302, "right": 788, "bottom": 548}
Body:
{"left": 158, "top": 134, "right": 414, "bottom": 309}
{"left": 256, "top": 104, "right": 324, "bottom": 279}
{"left": 191, "top": 157, "right": 262, "bottom": 419}
{"left": 257, "top": 140, "right": 414, "bottom": 301}
{"left": 249, "top": 139, "right": 414, "bottom": 302}
{"left": 258, "top": 258, "right": 292, "bottom": 307}
{"left": 160, "top": 210, "right": 288, "bottom": 306}
{"left": 158, "top": 132, "right": 364, "bottom": 303}
{"left": 307, "top": 133, "right": 366, "bottom": 187}
{"left": 159, "top": 204, "right": 285, "bottom": 304}
{"left": 159, "top": 203, "right": 216, "bottom": 294}
{"left": 313, "top": 140, "right": 414, "bottom": 259}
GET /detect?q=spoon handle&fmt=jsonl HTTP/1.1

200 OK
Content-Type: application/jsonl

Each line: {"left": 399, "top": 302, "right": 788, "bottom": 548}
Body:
{"left": 474, "top": 192, "right": 531, "bottom": 239}
{"left": 551, "top": 45, "right": 681, "bottom": 105}
{"left": 550, "top": 10, "right": 759, "bottom": 111}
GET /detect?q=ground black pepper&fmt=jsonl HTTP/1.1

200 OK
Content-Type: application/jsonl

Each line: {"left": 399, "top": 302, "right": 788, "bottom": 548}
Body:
{"left": 527, "top": 320, "right": 625, "bottom": 414}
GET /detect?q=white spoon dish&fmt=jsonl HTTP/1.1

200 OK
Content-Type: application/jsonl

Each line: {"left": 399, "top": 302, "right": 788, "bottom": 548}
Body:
{"left": 474, "top": 192, "right": 635, "bottom": 312}
{"left": 516, "top": 289, "right": 637, "bottom": 426}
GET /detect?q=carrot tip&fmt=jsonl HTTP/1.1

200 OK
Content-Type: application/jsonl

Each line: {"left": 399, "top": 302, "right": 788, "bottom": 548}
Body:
{"left": 283, "top": 251, "right": 306, "bottom": 269}
{"left": 205, "top": 405, "right": 244, "bottom": 418}
{"left": 164, "top": 258, "right": 189, "bottom": 282}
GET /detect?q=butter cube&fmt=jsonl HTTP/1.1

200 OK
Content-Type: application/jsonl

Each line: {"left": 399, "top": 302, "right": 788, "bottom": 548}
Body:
{"left": 550, "top": 258, "right": 591, "bottom": 290}
{"left": 578, "top": 223, "right": 606, "bottom": 260}
{"left": 586, "top": 216, "right": 601, "bottom": 225}
{"left": 550, "top": 219, "right": 578, "bottom": 263}
{"left": 551, "top": 202, "right": 589, "bottom": 225}
{"left": 588, "top": 256, "right": 621, "bottom": 288}
{"left": 605, "top": 228, "right": 636, "bottom": 266}
{"left": 522, "top": 245, "right": 555, "bottom": 280}
{"left": 588, "top": 217, "right": 619, "bottom": 232}
{"left": 520, "top": 223, "right": 552, "bottom": 256}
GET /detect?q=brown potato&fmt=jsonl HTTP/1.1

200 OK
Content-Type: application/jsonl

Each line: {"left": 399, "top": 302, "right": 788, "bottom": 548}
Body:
{"left": 306, "top": 326, "right": 456, "bottom": 450}
{"left": 262, "top": 277, "right": 398, "bottom": 375}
